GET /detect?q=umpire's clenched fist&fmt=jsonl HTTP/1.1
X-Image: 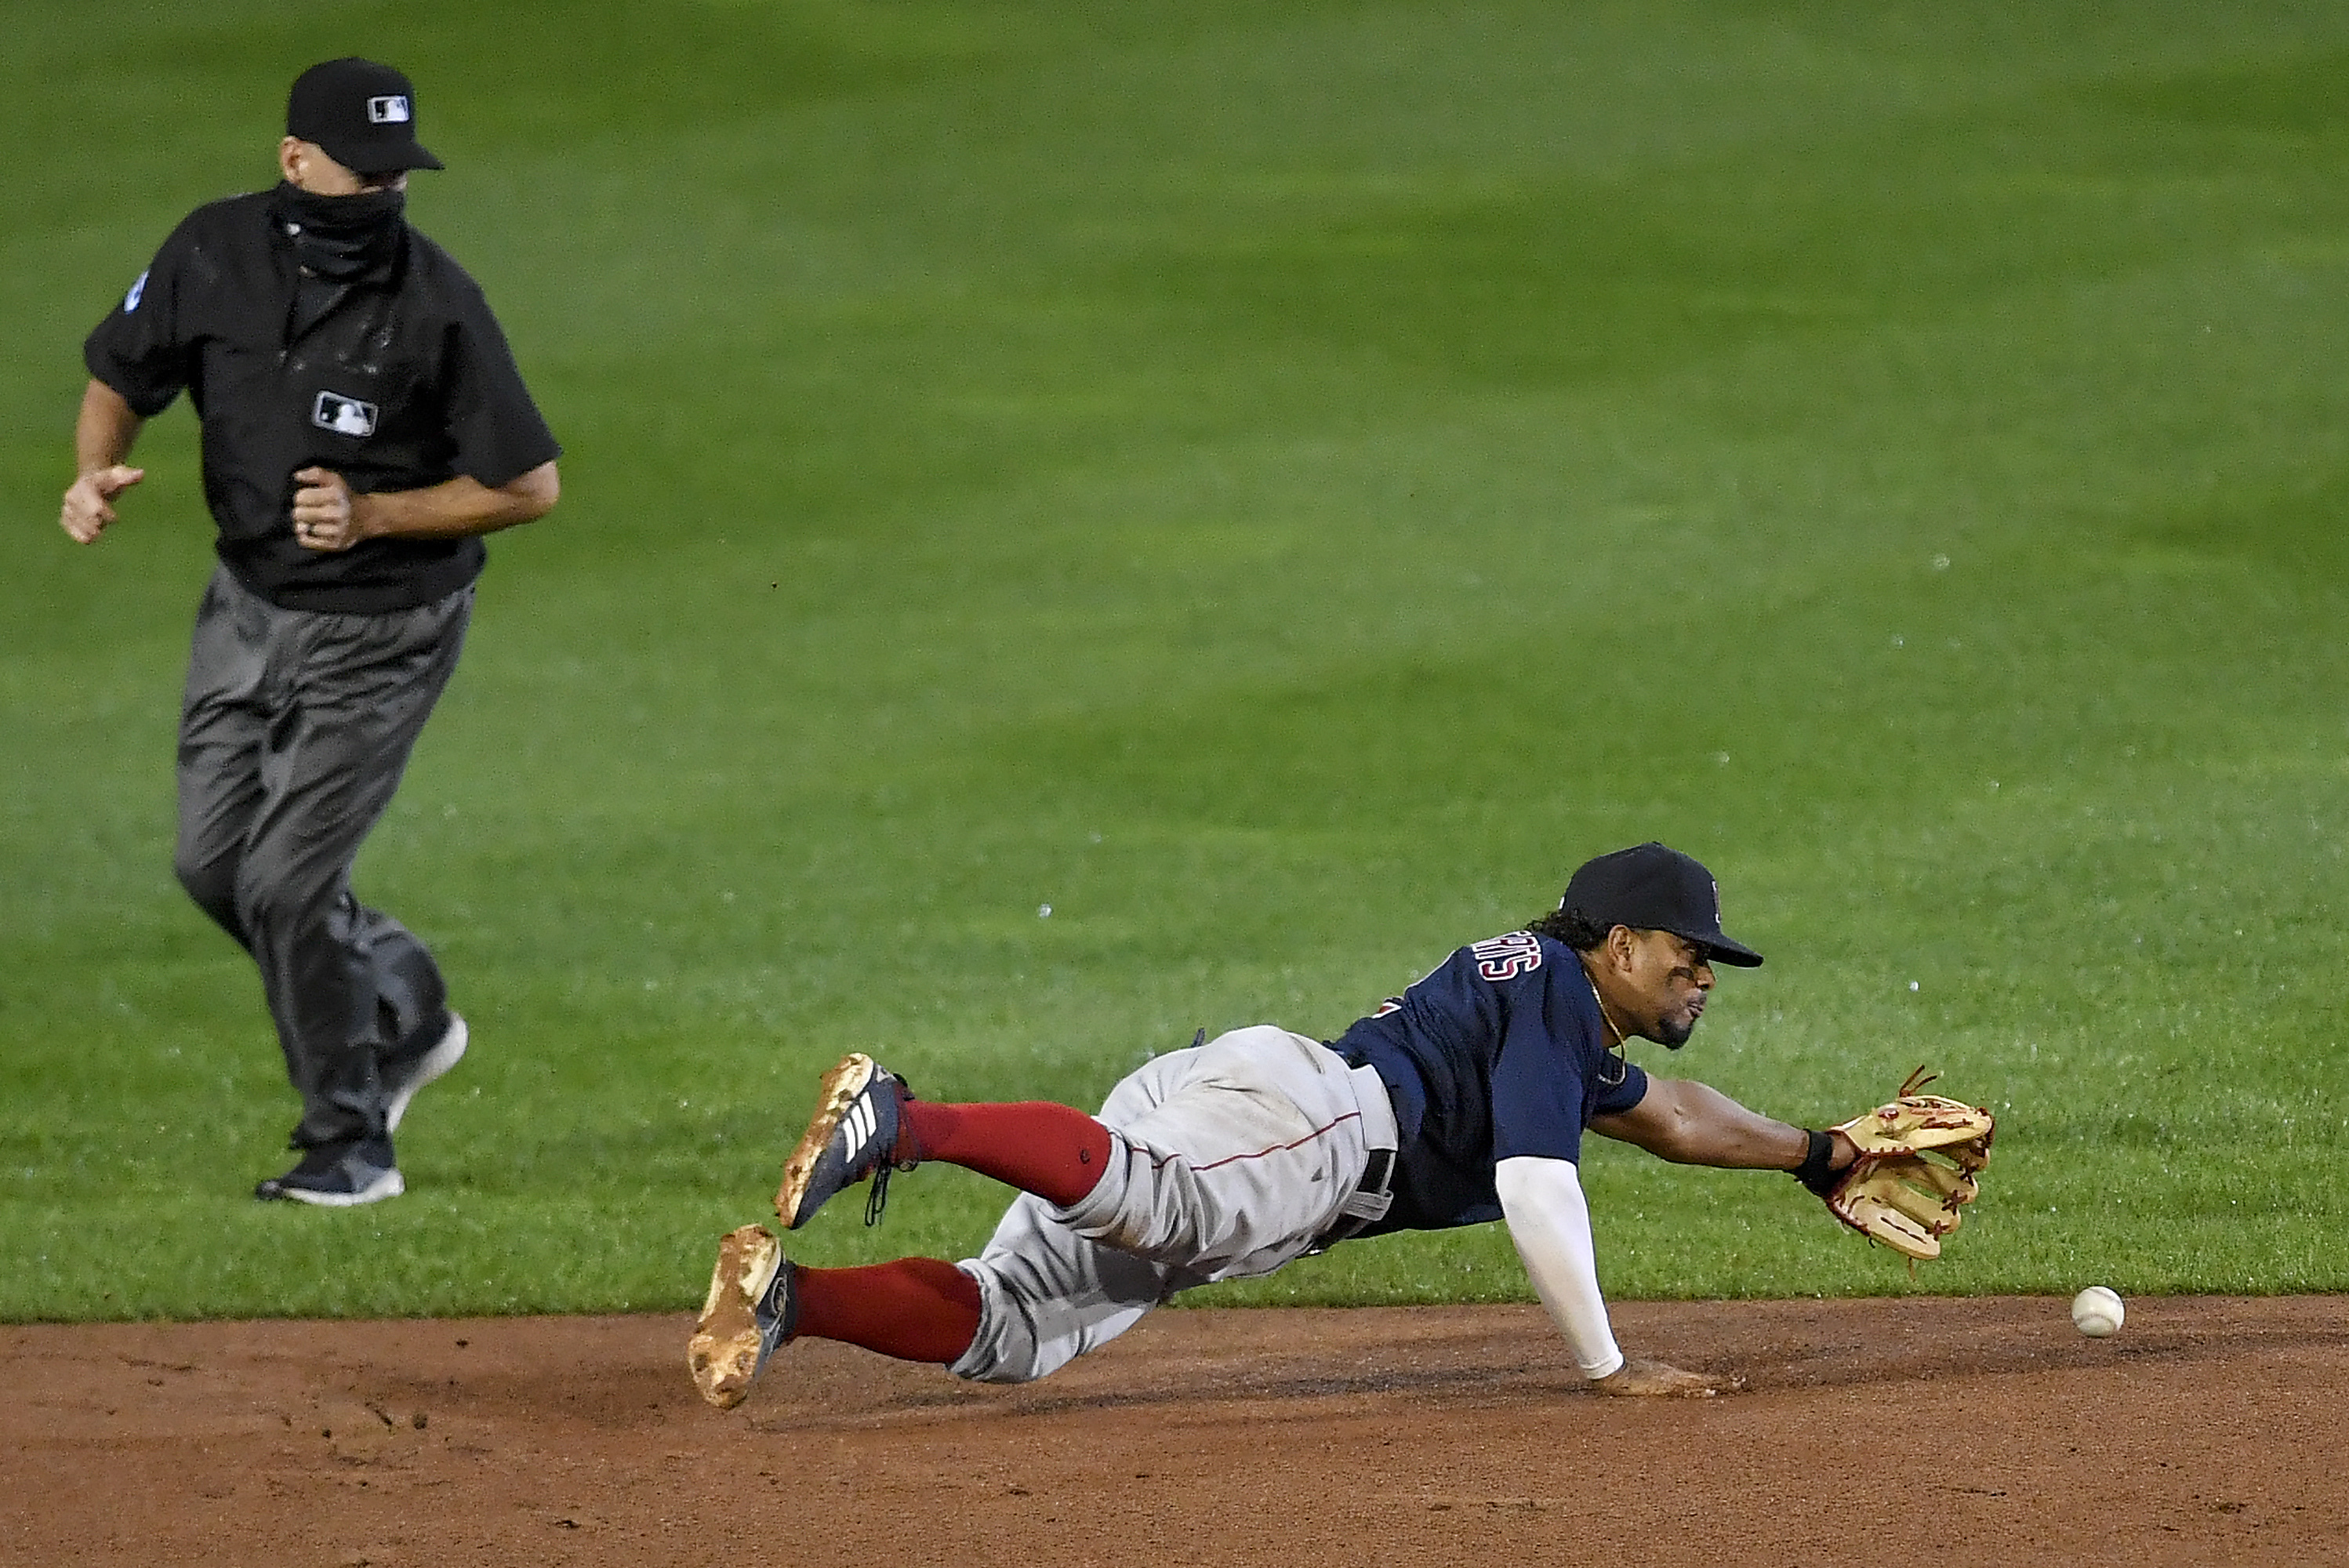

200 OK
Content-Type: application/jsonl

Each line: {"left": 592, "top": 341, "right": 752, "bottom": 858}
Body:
{"left": 291, "top": 466, "right": 366, "bottom": 552}
{"left": 59, "top": 464, "right": 146, "bottom": 543}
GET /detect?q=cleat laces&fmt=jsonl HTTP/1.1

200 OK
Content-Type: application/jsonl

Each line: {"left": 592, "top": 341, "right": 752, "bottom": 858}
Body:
{"left": 860, "top": 1076, "right": 920, "bottom": 1226}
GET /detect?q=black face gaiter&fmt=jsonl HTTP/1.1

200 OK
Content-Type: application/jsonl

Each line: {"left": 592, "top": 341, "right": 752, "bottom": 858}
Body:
{"left": 270, "top": 181, "right": 406, "bottom": 281}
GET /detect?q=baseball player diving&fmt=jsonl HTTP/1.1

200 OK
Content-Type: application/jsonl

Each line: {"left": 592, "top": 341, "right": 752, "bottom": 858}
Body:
{"left": 690, "top": 842, "right": 1993, "bottom": 1403}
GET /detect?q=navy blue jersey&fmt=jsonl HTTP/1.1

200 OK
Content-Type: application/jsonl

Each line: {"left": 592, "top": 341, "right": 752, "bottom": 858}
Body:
{"left": 1327, "top": 931, "right": 1650, "bottom": 1235}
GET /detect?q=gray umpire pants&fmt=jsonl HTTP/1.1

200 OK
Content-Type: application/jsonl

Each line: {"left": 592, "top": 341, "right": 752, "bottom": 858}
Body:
{"left": 172, "top": 565, "right": 471, "bottom": 1151}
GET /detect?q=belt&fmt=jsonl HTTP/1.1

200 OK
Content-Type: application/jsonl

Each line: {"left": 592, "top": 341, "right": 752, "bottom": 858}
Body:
{"left": 1309, "top": 1062, "right": 1400, "bottom": 1251}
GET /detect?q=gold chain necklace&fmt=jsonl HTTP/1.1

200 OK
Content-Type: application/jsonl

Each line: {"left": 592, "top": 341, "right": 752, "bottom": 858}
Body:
{"left": 1583, "top": 970, "right": 1633, "bottom": 1086}
{"left": 1584, "top": 971, "right": 1628, "bottom": 1048}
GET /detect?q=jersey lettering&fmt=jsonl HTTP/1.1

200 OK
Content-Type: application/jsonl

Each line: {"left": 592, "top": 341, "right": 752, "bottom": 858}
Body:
{"left": 1469, "top": 931, "right": 1543, "bottom": 982}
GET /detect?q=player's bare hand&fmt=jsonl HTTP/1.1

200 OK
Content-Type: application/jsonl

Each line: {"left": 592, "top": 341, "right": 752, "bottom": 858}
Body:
{"left": 292, "top": 466, "right": 369, "bottom": 551}
{"left": 1593, "top": 1357, "right": 1739, "bottom": 1397}
{"left": 60, "top": 464, "right": 146, "bottom": 543}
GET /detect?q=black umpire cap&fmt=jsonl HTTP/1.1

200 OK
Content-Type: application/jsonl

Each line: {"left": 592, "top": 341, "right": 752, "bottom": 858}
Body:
{"left": 1561, "top": 843, "right": 1764, "bottom": 967}
{"left": 287, "top": 58, "right": 445, "bottom": 175}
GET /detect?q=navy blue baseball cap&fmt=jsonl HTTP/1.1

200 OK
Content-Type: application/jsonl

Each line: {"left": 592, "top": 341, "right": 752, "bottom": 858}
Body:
{"left": 287, "top": 58, "right": 444, "bottom": 175}
{"left": 1561, "top": 843, "right": 1763, "bottom": 967}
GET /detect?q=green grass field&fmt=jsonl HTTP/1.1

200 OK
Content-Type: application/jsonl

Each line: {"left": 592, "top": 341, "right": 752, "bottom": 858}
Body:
{"left": 6, "top": 1, "right": 2348, "bottom": 1322}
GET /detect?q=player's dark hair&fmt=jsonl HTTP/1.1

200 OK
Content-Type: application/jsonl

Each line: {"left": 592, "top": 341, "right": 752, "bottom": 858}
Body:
{"left": 1527, "top": 906, "right": 1612, "bottom": 951}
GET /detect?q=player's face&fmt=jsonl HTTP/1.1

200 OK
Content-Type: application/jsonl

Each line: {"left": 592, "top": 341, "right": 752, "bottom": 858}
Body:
{"left": 1622, "top": 930, "right": 1715, "bottom": 1048}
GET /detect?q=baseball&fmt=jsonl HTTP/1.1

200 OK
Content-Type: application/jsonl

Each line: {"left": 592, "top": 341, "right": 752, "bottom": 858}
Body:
{"left": 2071, "top": 1285, "right": 2125, "bottom": 1338}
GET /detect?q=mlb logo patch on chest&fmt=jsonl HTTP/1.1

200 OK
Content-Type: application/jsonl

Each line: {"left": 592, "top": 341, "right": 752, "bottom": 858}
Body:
{"left": 313, "top": 391, "right": 379, "bottom": 437}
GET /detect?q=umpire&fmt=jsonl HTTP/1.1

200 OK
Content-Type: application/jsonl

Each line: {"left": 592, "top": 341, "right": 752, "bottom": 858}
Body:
{"left": 59, "top": 58, "right": 561, "bottom": 1206}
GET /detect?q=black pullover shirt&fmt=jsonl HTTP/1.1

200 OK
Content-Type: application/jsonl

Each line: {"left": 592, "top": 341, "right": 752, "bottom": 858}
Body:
{"left": 85, "top": 187, "right": 560, "bottom": 614}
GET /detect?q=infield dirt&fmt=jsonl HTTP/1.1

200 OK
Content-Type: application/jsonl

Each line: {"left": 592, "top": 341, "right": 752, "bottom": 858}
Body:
{"left": 7, "top": 1294, "right": 2342, "bottom": 1566}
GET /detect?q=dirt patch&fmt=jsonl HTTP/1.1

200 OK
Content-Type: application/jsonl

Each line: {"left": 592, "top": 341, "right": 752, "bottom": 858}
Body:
{"left": 6, "top": 1295, "right": 2345, "bottom": 1566}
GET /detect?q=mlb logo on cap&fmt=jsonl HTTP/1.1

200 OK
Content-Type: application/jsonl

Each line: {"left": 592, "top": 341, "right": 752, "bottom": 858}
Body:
{"left": 286, "top": 57, "right": 444, "bottom": 175}
{"left": 1559, "top": 841, "right": 1765, "bottom": 967}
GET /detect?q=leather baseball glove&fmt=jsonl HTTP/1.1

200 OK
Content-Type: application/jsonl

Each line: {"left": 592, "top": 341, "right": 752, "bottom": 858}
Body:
{"left": 1805, "top": 1068, "right": 1995, "bottom": 1261}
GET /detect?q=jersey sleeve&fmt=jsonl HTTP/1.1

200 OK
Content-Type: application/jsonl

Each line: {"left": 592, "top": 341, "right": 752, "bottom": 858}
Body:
{"left": 1592, "top": 1057, "right": 1650, "bottom": 1117}
{"left": 1487, "top": 970, "right": 1597, "bottom": 1164}
{"left": 1487, "top": 944, "right": 1654, "bottom": 1159}
{"left": 438, "top": 292, "right": 561, "bottom": 488}
{"left": 83, "top": 221, "right": 194, "bottom": 418}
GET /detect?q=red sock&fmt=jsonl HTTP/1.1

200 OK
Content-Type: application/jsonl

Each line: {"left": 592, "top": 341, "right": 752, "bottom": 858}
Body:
{"left": 794, "top": 1258, "right": 982, "bottom": 1365}
{"left": 898, "top": 1099, "right": 1113, "bottom": 1208}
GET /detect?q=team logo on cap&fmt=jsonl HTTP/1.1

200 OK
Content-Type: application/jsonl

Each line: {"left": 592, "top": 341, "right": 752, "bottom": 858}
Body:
{"left": 313, "top": 391, "right": 379, "bottom": 437}
{"left": 125, "top": 270, "right": 149, "bottom": 313}
{"left": 367, "top": 95, "right": 412, "bottom": 124}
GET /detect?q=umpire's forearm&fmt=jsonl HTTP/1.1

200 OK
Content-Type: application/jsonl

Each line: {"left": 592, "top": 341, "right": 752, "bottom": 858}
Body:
{"left": 352, "top": 460, "right": 561, "bottom": 542}
{"left": 75, "top": 379, "right": 143, "bottom": 472}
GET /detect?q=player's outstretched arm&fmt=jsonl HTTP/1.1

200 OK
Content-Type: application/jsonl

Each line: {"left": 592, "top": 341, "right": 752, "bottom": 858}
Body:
{"left": 1496, "top": 1156, "right": 1735, "bottom": 1396}
{"left": 1495, "top": 1156, "right": 1623, "bottom": 1380}
{"left": 1591, "top": 1076, "right": 1856, "bottom": 1174}
{"left": 1503, "top": 1150, "right": 1729, "bottom": 1399}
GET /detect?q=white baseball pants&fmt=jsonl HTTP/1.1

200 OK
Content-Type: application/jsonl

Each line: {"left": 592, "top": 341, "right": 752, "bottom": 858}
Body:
{"left": 951, "top": 1025, "right": 1396, "bottom": 1385}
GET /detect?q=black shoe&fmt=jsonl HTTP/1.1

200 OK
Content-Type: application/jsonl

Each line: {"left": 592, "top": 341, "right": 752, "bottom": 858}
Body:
{"left": 688, "top": 1225, "right": 799, "bottom": 1409}
{"left": 775, "top": 1053, "right": 916, "bottom": 1229}
{"left": 381, "top": 1011, "right": 467, "bottom": 1134}
{"left": 256, "top": 1137, "right": 404, "bottom": 1207}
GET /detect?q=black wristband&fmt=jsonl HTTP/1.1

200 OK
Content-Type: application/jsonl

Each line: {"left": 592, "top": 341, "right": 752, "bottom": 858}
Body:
{"left": 1793, "top": 1128, "right": 1839, "bottom": 1196}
